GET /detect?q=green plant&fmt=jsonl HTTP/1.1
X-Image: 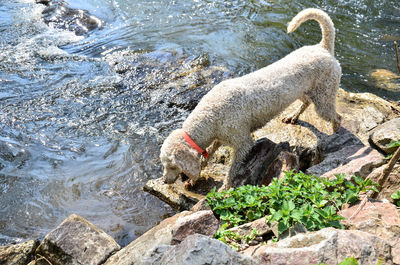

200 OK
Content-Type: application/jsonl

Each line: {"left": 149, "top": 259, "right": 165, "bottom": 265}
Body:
{"left": 391, "top": 190, "right": 400, "bottom": 207}
{"left": 207, "top": 171, "right": 378, "bottom": 239}
{"left": 316, "top": 257, "right": 359, "bottom": 265}
{"left": 385, "top": 140, "right": 400, "bottom": 159}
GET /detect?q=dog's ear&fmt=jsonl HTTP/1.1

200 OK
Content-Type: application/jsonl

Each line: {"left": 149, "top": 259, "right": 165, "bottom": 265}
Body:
{"left": 172, "top": 144, "right": 201, "bottom": 181}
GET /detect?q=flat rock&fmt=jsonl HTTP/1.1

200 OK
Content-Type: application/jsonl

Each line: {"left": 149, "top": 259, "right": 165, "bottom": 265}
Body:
{"left": 340, "top": 201, "right": 400, "bottom": 264}
{"left": 143, "top": 234, "right": 258, "bottom": 265}
{"left": 104, "top": 210, "right": 218, "bottom": 265}
{"left": 35, "top": 214, "right": 120, "bottom": 265}
{"left": 307, "top": 145, "right": 385, "bottom": 178}
{"left": 228, "top": 217, "right": 272, "bottom": 238}
{"left": 247, "top": 228, "right": 393, "bottom": 265}
{"left": 0, "top": 240, "right": 39, "bottom": 265}
{"left": 369, "top": 118, "right": 400, "bottom": 154}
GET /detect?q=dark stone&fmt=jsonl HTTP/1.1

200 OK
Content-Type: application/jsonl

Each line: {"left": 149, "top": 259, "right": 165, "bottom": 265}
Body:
{"left": 231, "top": 138, "right": 290, "bottom": 188}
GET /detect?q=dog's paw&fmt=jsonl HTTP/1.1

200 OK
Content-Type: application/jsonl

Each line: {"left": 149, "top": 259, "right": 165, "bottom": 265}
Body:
{"left": 282, "top": 116, "right": 298, "bottom": 124}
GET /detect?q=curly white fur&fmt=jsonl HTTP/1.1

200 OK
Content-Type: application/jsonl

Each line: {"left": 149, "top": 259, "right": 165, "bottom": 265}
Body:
{"left": 160, "top": 8, "right": 342, "bottom": 189}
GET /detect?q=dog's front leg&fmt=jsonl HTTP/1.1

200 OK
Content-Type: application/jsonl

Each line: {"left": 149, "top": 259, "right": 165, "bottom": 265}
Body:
{"left": 220, "top": 136, "right": 253, "bottom": 191}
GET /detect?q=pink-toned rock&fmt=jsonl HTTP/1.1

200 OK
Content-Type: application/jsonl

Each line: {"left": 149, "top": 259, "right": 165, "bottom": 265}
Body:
{"left": 228, "top": 217, "right": 272, "bottom": 238}
{"left": 367, "top": 164, "right": 400, "bottom": 203}
{"left": 340, "top": 200, "right": 400, "bottom": 264}
{"left": 248, "top": 228, "right": 392, "bottom": 265}
{"left": 104, "top": 210, "right": 218, "bottom": 265}
{"left": 307, "top": 145, "right": 385, "bottom": 178}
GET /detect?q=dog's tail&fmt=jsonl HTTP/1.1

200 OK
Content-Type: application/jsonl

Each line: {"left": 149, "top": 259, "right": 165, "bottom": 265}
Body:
{"left": 287, "top": 8, "right": 335, "bottom": 54}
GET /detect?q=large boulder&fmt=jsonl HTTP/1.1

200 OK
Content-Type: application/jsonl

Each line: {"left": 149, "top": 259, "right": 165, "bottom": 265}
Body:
{"left": 142, "top": 234, "right": 258, "bottom": 265}
{"left": 104, "top": 210, "right": 219, "bottom": 265}
{"left": 340, "top": 200, "right": 400, "bottom": 264}
{"left": 0, "top": 240, "right": 39, "bottom": 265}
{"left": 35, "top": 214, "right": 120, "bottom": 265}
{"left": 245, "top": 228, "right": 393, "bottom": 265}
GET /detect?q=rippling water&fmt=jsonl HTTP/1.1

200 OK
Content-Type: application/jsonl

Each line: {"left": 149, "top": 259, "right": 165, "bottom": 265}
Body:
{"left": 0, "top": 0, "right": 399, "bottom": 246}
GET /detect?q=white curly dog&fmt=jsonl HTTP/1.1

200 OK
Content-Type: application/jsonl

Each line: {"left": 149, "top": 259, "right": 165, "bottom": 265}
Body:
{"left": 160, "top": 8, "right": 342, "bottom": 190}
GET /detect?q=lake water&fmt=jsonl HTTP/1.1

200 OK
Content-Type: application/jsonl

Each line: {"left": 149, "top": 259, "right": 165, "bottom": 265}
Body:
{"left": 0, "top": 0, "right": 399, "bottom": 246}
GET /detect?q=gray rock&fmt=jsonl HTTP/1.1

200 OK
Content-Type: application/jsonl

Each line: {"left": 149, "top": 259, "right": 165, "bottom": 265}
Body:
{"left": 36, "top": 214, "right": 120, "bottom": 265}
{"left": 149, "top": 234, "right": 258, "bottom": 265}
{"left": 104, "top": 210, "right": 219, "bottom": 265}
{"left": 369, "top": 118, "right": 400, "bottom": 154}
{"left": 249, "top": 228, "right": 393, "bottom": 265}
{"left": 0, "top": 240, "right": 39, "bottom": 265}
{"left": 307, "top": 145, "right": 385, "bottom": 178}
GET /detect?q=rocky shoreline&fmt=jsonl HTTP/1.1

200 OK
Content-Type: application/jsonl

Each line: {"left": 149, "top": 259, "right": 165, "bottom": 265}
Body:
{"left": 1, "top": 2, "right": 400, "bottom": 264}
{"left": 1, "top": 87, "right": 399, "bottom": 265}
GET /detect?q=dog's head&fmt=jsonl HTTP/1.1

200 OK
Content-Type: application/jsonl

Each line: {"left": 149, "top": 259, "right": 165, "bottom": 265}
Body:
{"left": 160, "top": 129, "right": 201, "bottom": 184}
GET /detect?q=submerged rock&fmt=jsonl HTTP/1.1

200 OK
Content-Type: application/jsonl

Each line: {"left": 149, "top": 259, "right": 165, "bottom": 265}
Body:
{"left": 370, "top": 69, "right": 400, "bottom": 92}
{"left": 36, "top": 0, "right": 102, "bottom": 35}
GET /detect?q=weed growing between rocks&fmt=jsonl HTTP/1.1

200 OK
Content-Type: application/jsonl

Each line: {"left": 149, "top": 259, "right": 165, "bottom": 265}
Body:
{"left": 392, "top": 190, "right": 400, "bottom": 207}
{"left": 206, "top": 171, "right": 379, "bottom": 247}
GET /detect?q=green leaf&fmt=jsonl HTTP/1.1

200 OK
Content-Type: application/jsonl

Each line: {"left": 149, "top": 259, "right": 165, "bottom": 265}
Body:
{"left": 338, "top": 257, "right": 359, "bottom": 265}
{"left": 278, "top": 221, "right": 289, "bottom": 234}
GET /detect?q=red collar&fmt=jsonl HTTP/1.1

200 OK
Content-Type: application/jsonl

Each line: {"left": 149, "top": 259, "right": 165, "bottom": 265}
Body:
{"left": 182, "top": 131, "right": 209, "bottom": 158}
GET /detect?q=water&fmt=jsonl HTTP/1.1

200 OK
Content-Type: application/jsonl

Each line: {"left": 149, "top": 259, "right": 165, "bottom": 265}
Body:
{"left": 0, "top": 0, "right": 399, "bottom": 246}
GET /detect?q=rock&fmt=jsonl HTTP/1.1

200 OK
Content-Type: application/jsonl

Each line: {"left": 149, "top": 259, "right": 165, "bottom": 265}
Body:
{"left": 370, "top": 69, "right": 400, "bottom": 92}
{"left": 36, "top": 0, "right": 102, "bottom": 36}
{"left": 340, "top": 200, "right": 400, "bottom": 264}
{"left": 228, "top": 217, "right": 272, "bottom": 238}
{"left": 144, "top": 234, "right": 258, "bottom": 265}
{"left": 247, "top": 228, "right": 393, "bottom": 265}
{"left": 369, "top": 118, "right": 400, "bottom": 154}
{"left": 0, "top": 240, "right": 39, "bottom": 265}
{"left": 253, "top": 88, "right": 398, "bottom": 170}
{"left": 367, "top": 164, "right": 400, "bottom": 203}
{"left": 106, "top": 50, "right": 232, "bottom": 111}
{"left": 104, "top": 210, "right": 218, "bottom": 265}
{"left": 190, "top": 198, "right": 211, "bottom": 212}
{"left": 35, "top": 214, "right": 120, "bottom": 265}
{"left": 307, "top": 145, "right": 385, "bottom": 178}
{"left": 143, "top": 177, "right": 208, "bottom": 210}
{"left": 270, "top": 222, "right": 308, "bottom": 240}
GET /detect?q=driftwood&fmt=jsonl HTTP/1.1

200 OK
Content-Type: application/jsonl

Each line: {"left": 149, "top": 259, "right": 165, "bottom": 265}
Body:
{"left": 395, "top": 41, "right": 400, "bottom": 74}
{"left": 231, "top": 138, "right": 290, "bottom": 188}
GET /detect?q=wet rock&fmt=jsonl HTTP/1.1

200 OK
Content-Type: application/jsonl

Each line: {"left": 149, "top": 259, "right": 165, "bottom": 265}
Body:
{"left": 367, "top": 164, "right": 400, "bottom": 203}
{"left": 36, "top": 0, "right": 102, "bottom": 36}
{"left": 144, "top": 234, "right": 258, "bottom": 265}
{"left": 0, "top": 240, "right": 39, "bottom": 265}
{"left": 369, "top": 118, "right": 400, "bottom": 154}
{"left": 307, "top": 145, "right": 385, "bottom": 178}
{"left": 247, "top": 228, "right": 393, "bottom": 265}
{"left": 104, "top": 210, "right": 218, "bottom": 265}
{"left": 35, "top": 214, "right": 120, "bottom": 265}
{"left": 340, "top": 200, "right": 400, "bottom": 264}
{"left": 370, "top": 69, "right": 400, "bottom": 92}
{"left": 105, "top": 50, "right": 232, "bottom": 111}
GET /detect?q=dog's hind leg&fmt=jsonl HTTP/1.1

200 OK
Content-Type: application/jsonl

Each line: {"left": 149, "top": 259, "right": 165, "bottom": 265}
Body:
{"left": 282, "top": 97, "right": 311, "bottom": 124}
{"left": 309, "top": 85, "right": 341, "bottom": 133}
